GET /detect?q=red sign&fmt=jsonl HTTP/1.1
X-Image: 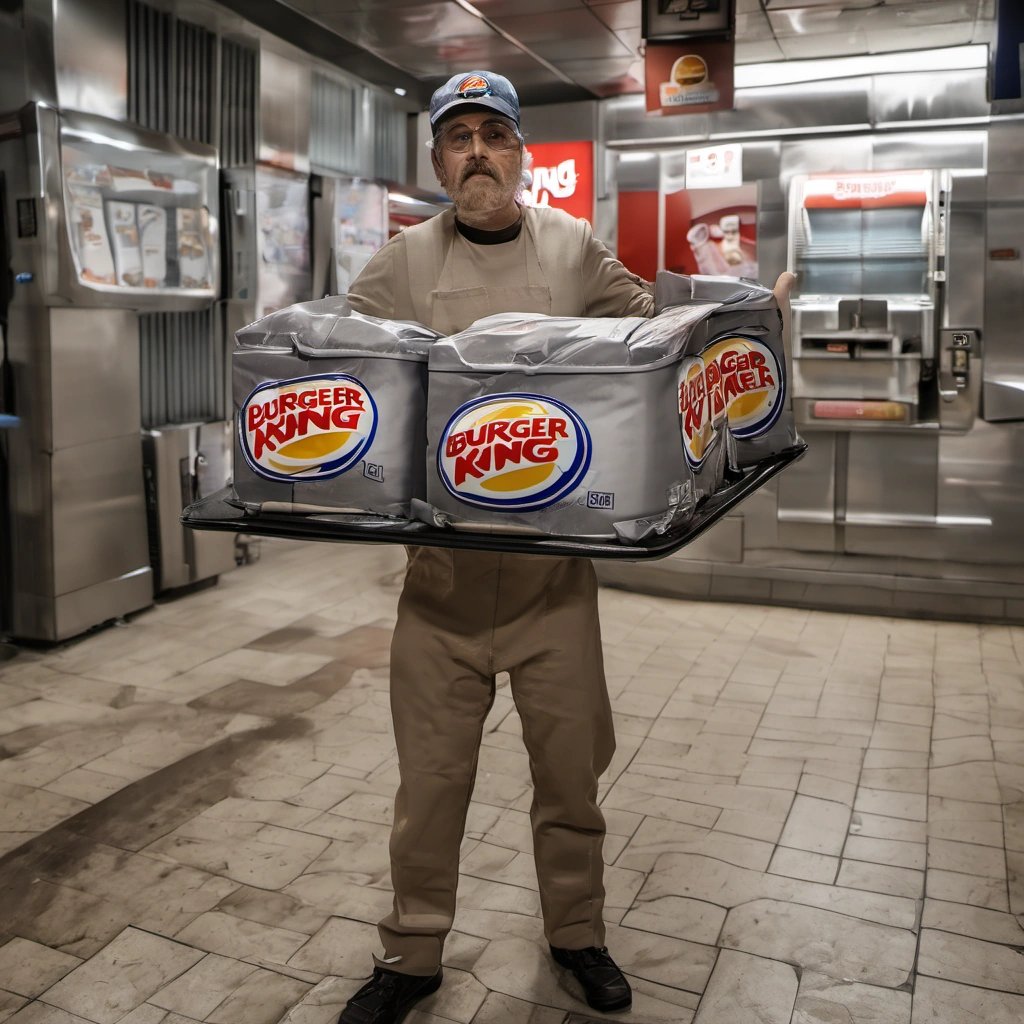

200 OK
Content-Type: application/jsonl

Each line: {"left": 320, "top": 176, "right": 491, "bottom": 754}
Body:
{"left": 801, "top": 171, "right": 930, "bottom": 210}
{"left": 645, "top": 39, "right": 734, "bottom": 116}
{"left": 522, "top": 141, "right": 594, "bottom": 223}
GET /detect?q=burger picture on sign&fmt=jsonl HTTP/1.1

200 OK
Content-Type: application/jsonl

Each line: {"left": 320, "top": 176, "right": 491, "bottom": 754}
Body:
{"left": 660, "top": 53, "right": 719, "bottom": 107}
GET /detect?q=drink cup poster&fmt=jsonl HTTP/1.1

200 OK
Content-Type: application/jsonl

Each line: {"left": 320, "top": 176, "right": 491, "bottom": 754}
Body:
{"left": 664, "top": 184, "right": 758, "bottom": 280}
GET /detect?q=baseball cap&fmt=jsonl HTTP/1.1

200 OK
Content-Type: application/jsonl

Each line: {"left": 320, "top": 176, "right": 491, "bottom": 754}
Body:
{"left": 429, "top": 71, "right": 520, "bottom": 131}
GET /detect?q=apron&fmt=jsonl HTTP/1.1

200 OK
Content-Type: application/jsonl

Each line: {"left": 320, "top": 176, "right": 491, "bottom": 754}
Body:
{"left": 403, "top": 207, "right": 552, "bottom": 334}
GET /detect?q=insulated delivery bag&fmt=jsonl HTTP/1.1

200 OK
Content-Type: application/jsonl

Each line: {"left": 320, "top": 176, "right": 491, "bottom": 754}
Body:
{"left": 232, "top": 297, "right": 441, "bottom": 518}
{"left": 418, "top": 274, "right": 796, "bottom": 541}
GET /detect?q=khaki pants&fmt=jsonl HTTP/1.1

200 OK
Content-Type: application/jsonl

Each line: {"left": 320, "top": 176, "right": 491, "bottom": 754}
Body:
{"left": 377, "top": 546, "right": 616, "bottom": 975}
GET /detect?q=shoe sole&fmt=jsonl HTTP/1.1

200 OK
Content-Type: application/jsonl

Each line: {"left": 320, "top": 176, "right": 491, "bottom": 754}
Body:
{"left": 586, "top": 993, "right": 632, "bottom": 1013}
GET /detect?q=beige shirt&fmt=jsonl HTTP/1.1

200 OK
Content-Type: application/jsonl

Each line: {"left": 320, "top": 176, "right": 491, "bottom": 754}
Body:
{"left": 347, "top": 205, "right": 654, "bottom": 333}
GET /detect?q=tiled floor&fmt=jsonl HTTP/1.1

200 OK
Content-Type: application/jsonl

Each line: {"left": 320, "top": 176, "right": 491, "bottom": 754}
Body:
{"left": 1, "top": 538, "right": 1023, "bottom": 1024}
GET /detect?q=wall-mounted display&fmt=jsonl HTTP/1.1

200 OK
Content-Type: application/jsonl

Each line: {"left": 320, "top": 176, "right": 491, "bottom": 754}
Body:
{"left": 642, "top": 0, "right": 733, "bottom": 40}
{"left": 59, "top": 119, "right": 218, "bottom": 302}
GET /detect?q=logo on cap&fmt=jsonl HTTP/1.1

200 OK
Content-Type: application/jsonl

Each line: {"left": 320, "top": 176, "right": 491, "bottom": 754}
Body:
{"left": 679, "top": 335, "right": 783, "bottom": 467}
{"left": 456, "top": 75, "right": 491, "bottom": 98}
{"left": 437, "top": 393, "right": 591, "bottom": 511}
{"left": 240, "top": 373, "right": 378, "bottom": 482}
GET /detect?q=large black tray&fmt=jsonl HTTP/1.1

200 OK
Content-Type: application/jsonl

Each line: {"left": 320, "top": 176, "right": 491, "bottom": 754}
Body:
{"left": 182, "top": 443, "right": 806, "bottom": 561}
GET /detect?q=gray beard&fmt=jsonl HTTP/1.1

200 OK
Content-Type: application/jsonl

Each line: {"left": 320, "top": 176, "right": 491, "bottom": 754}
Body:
{"left": 443, "top": 165, "right": 520, "bottom": 221}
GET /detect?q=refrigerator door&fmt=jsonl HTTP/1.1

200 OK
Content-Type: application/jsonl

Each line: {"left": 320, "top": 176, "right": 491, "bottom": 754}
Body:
{"left": 330, "top": 175, "right": 389, "bottom": 296}
{"left": 255, "top": 165, "right": 311, "bottom": 318}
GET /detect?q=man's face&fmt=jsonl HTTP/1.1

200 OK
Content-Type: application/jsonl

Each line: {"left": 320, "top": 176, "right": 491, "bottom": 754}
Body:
{"left": 432, "top": 111, "right": 523, "bottom": 215}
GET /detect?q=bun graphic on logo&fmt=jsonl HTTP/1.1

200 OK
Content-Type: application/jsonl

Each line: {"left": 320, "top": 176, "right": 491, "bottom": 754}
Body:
{"left": 438, "top": 393, "right": 591, "bottom": 511}
{"left": 240, "top": 373, "right": 377, "bottom": 482}
{"left": 679, "top": 336, "right": 783, "bottom": 466}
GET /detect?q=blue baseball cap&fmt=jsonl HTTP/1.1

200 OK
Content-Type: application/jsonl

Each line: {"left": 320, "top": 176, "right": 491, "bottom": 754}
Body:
{"left": 429, "top": 71, "right": 520, "bottom": 131}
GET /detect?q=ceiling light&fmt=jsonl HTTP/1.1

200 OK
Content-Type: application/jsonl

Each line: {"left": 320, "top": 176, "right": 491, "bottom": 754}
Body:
{"left": 394, "top": 87, "right": 407, "bottom": 97}
{"left": 735, "top": 44, "right": 987, "bottom": 90}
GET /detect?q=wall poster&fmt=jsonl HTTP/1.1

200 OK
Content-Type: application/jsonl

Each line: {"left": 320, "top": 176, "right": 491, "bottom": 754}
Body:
{"left": 665, "top": 183, "right": 758, "bottom": 280}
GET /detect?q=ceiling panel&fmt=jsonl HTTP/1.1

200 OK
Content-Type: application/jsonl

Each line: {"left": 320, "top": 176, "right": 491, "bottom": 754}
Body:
{"left": 327, "top": 3, "right": 496, "bottom": 51}
{"left": 276, "top": 0, "right": 996, "bottom": 106}
{"left": 586, "top": 2, "right": 642, "bottom": 32}
{"left": 491, "top": 10, "right": 634, "bottom": 62}
{"left": 472, "top": 0, "right": 583, "bottom": 15}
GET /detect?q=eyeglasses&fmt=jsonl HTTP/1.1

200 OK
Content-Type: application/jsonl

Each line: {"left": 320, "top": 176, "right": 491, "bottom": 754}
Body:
{"left": 435, "top": 121, "right": 523, "bottom": 154}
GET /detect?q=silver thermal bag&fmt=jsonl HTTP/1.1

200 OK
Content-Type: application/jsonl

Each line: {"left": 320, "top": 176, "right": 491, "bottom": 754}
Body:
{"left": 232, "top": 297, "right": 440, "bottom": 517}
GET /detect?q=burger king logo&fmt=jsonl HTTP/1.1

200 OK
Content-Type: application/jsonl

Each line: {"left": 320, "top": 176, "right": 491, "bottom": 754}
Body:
{"left": 438, "top": 393, "right": 591, "bottom": 511}
{"left": 457, "top": 75, "right": 491, "bottom": 97}
{"left": 239, "top": 373, "right": 378, "bottom": 482}
{"left": 679, "top": 336, "right": 783, "bottom": 467}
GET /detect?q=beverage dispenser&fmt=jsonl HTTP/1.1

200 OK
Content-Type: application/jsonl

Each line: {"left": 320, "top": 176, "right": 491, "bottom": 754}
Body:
{"left": 788, "top": 170, "right": 946, "bottom": 426}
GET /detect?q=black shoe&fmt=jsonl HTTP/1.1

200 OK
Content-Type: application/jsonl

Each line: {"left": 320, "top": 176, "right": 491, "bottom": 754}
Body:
{"left": 338, "top": 967, "right": 442, "bottom": 1024}
{"left": 551, "top": 945, "right": 632, "bottom": 1013}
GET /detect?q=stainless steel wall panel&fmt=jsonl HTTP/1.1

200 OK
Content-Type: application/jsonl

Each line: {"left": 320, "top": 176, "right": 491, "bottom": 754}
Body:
{"left": 716, "top": 79, "right": 872, "bottom": 138}
{"left": 604, "top": 95, "right": 711, "bottom": 145}
{"left": 52, "top": 566, "right": 153, "bottom": 643}
{"left": 935, "top": 420, "right": 1024, "bottom": 565}
{"left": 367, "top": 89, "right": 407, "bottom": 183}
{"left": 140, "top": 307, "right": 224, "bottom": 428}
{"left": 221, "top": 38, "right": 257, "bottom": 168}
{"left": 311, "top": 73, "right": 362, "bottom": 176}
{"left": 50, "top": 308, "right": 141, "bottom": 449}
{"left": 259, "top": 48, "right": 311, "bottom": 173}
{"left": 779, "top": 136, "right": 874, "bottom": 190}
{"left": 53, "top": 0, "right": 128, "bottom": 120}
{"left": 872, "top": 130, "right": 987, "bottom": 171}
{"left": 668, "top": 516, "right": 744, "bottom": 564}
{"left": 776, "top": 431, "right": 838, "bottom": 552}
{"left": 873, "top": 70, "right": 989, "bottom": 124}
{"left": 844, "top": 432, "right": 940, "bottom": 557}
{"left": 51, "top": 435, "right": 150, "bottom": 596}
{"left": 982, "top": 172, "right": 1024, "bottom": 420}
{"left": 945, "top": 173, "right": 987, "bottom": 329}
{"left": 988, "top": 118, "right": 1024, "bottom": 174}
{"left": 777, "top": 432, "right": 835, "bottom": 525}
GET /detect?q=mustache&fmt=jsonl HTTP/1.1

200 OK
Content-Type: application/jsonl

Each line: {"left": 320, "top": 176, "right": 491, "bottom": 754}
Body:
{"left": 461, "top": 161, "right": 497, "bottom": 184}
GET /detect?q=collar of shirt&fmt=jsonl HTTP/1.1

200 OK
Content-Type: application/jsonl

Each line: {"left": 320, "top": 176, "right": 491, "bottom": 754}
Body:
{"left": 454, "top": 213, "right": 524, "bottom": 245}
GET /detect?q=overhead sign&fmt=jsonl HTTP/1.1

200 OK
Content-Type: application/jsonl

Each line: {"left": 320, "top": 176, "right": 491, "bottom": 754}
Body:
{"left": 645, "top": 39, "right": 735, "bottom": 116}
{"left": 686, "top": 144, "right": 742, "bottom": 189}
{"left": 522, "top": 141, "right": 595, "bottom": 223}
{"left": 642, "top": 0, "right": 734, "bottom": 40}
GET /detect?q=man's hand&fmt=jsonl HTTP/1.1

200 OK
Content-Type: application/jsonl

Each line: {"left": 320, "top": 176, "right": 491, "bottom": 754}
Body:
{"left": 773, "top": 271, "right": 796, "bottom": 348}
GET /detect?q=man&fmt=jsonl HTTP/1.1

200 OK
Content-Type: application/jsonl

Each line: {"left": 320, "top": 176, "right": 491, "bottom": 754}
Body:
{"left": 340, "top": 69, "right": 651, "bottom": 1024}
{"left": 342, "top": 69, "right": 794, "bottom": 1024}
